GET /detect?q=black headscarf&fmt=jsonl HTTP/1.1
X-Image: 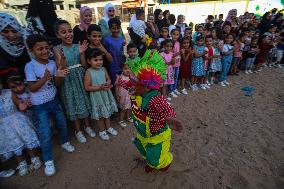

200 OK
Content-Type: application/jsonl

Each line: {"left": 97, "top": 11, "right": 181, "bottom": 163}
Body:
{"left": 26, "top": 0, "right": 58, "bottom": 37}
{"left": 258, "top": 12, "right": 272, "bottom": 34}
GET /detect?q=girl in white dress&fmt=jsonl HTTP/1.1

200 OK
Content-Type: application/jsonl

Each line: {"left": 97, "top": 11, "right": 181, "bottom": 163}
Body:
{"left": 0, "top": 77, "right": 41, "bottom": 176}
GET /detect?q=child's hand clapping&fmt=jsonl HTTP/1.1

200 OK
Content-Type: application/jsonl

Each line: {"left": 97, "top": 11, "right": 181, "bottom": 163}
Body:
{"left": 56, "top": 67, "right": 69, "bottom": 77}
{"left": 79, "top": 40, "right": 89, "bottom": 54}
{"left": 43, "top": 69, "right": 52, "bottom": 81}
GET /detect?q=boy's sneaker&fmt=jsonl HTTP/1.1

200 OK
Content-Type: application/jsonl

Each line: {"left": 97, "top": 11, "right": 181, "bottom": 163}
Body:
{"left": 200, "top": 84, "right": 207, "bottom": 90}
{"left": 31, "top": 156, "right": 42, "bottom": 170}
{"left": 17, "top": 161, "right": 28, "bottom": 176}
{"left": 75, "top": 131, "right": 87, "bottom": 143}
{"left": 224, "top": 80, "right": 230, "bottom": 85}
{"left": 245, "top": 70, "right": 249, "bottom": 74}
{"left": 248, "top": 70, "right": 253, "bottom": 74}
{"left": 99, "top": 131, "right": 110, "bottom": 141}
{"left": 192, "top": 84, "right": 198, "bottom": 91}
{"left": 166, "top": 97, "right": 172, "bottom": 101}
{"left": 44, "top": 160, "right": 55, "bottom": 176}
{"left": 0, "top": 169, "right": 15, "bottom": 178}
{"left": 219, "top": 82, "right": 226, "bottom": 87}
{"left": 61, "top": 142, "right": 75, "bottom": 152}
{"left": 181, "top": 88, "right": 188, "bottom": 95}
{"left": 170, "top": 92, "right": 178, "bottom": 98}
{"left": 85, "top": 127, "right": 96, "bottom": 138}
{"left": 277, "top": 64, "right": 282, "bottom": 68}
{"left": 107, "top": 127, "right": 118, "bottom": 136}
{"left": 205, "top": 84, "right": 210, "bottom": 89}
{"left": 174, "top": 89, "right": 181, "bottom": 95}
{"left": 118, "top": 120, "right": 127, "bottom": 128}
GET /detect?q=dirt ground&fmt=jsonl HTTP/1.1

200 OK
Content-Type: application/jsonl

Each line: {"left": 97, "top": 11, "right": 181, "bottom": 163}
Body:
{"left": 1, "top": 66, "right": 284, "bottom": 189}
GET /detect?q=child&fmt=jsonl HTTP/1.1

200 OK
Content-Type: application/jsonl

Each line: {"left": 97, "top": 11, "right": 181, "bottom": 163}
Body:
{"left": 204, "top": 35, "right": 215, "bottom": 88}
{"left": 160, "top": 39, "right": 175, "bottom": 101}
{"left": 276, "top": 27, "right": 284, "bottom": 68}
{"left": 168, "top": 14, "right": 176, "bottom": 36}
{"left": 192, "top": 35, "right": 206, "bottom": 91}
{"left": 0, "top": 81, "right": 41, "bottom": 177}
{"left": 184, "top": 27, "right": 193, "bottom": 39}
{"left": 180, "top": 37, "right": 192, "bottom": 94}
{"left": 127, "top": 49, "right": 183, "bottom": 173}
{"left": 176, "top": 15, "right": 187, "bottom": 37}
{"left": 87, "top": 24, "right": 113, "bottom": 69}
{"left": 219, "top": 34, "right": 234, "bottom": 86}
{"left": 126, "top": 43, "right": 140, "bottom": 64}
{"left": 115, "top": 63, "right": 132, "bottom": 128}
{"left": 84, "top": 48, "right": 118, "bottom": 141}
{"left": 209, "top": 38, "right": 223, "bottom": 84}
{"left": 244, "top": 37, "right": 259, "bottom": 74}
{"left": 53, "top": 20, "right": 94, "bottom": 144}
{"left": 103, "top": 18, "right": 125, "bottom": 84}
{"left": 231, "top": 36, "right": 244, "bottom": 75}
{"left": 25, "top": 34, "right": 75, "bottom": 176}
{"left": 169, "top": 29, "right": 181, "bottom": 97}
{"left": 158, "top": 27, "right": 169, "bottom": 50}
{"left": 255, "top": 34, "right": 273, "bottom": 72}
{"left": 130, "top": 9, "right": 147, "bottom": 56}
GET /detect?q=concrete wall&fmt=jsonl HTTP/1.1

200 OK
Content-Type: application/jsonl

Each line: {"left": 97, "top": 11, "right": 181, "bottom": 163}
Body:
{"left": 158, "top": 0, "right": 283, "bottom": 25}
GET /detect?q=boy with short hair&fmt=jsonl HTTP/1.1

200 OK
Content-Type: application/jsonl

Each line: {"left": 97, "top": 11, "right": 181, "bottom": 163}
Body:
{"left": 126, "top": 43, "right": 140, "bottom": 64}
{"left": 25, "top": 34, "right": 75, "bottom": 177}
{"left": 103, "top": 18, "right": 125, "bottom": 84}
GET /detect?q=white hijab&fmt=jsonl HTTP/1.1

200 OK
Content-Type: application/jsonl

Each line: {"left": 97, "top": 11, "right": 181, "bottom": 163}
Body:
{"left": 103, "top": 3, "right": 115, "bottom": 23}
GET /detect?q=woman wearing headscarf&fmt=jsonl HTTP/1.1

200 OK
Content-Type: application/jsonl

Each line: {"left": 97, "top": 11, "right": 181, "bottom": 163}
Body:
{"left": 145, "top": 14, "right": 160, "bottom": 42}
{"left": 154, "top": 9, "right": 165, "bottom": 32}
{"left": 26, "top": 0, "right": 58, "bottom": 44}
{"left": 0, "top": 13, "right": 30, "bottom": 88}
{"left": 162, "top": 10, "right": 170, "bottom": 27}
{"left": 258, "top": 12, "right": 273, "bottom": 35}
{"left": 73, "top": 6, "right": 93, "bottom": 44}
{"left": 98, "top": 3, "right": 124, "bottom": 39}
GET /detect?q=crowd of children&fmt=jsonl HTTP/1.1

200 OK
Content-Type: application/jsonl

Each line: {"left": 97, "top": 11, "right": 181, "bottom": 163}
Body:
{"left": 0, "top": 6, "right": 284, "bottom": 177}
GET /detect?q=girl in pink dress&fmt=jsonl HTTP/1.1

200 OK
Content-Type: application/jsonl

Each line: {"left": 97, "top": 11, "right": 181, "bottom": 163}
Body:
{"left": 160, "top": 39, "right": 175, "bottom": 102}
{"left": 115, "top": 63, "right": 132, "bottom": 127}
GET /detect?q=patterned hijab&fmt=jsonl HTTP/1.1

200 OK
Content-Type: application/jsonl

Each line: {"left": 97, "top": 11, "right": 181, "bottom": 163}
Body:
{"left": 0, "top": 13, "right": 28, "bottom": 57}
{"left": 79, "top": 6, "right": 92, "bottom": 31}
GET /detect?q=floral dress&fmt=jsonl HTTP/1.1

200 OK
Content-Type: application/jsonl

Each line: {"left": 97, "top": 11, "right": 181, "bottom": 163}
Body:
{"left": 116, "top": 74, "right": 131, "bottom": 110}
{"left": 210, "top": 48, "right": 222, "bottom": 72}
{"left": 192, "top": 45, "right": 206, "bottom": 76}
{"left": 0, "top": 89, "right": 40, "bottom": 160}
{"left": 88, "top": 67, "right": 118, "bottom": 120}
{"left": 55, "top": 44, "right": 91, "bottom": 121}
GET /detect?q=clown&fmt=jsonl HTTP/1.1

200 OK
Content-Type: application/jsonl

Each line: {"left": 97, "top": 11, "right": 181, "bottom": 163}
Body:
{"left": 127, "top": 50, "right": 183, "bottom": 173}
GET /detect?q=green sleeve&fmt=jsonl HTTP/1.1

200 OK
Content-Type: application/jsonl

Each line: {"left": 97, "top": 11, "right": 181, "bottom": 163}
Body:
{"left": 98, "top": 19, "right": 110, "bottom": 38}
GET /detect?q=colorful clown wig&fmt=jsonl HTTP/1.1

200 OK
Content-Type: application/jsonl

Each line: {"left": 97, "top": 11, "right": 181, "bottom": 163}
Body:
{"left": 127, "top": 50, "right": 166, "bottom": 89}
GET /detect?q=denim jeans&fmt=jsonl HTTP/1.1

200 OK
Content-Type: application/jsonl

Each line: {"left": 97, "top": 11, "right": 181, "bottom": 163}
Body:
{"left": 168, "top": 67, "right": 180, "bottom": 93}
{"left": 32, "top": 97, "right": 69, "bottom": 162}
{"left": 219, "top": 55, "right": 233, "bottom": 82}
{"left": 245, "top": 57, "right": 256, "bottom": 70}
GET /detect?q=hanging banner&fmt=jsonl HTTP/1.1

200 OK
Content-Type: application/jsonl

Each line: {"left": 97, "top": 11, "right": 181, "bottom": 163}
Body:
{"left": 122, "top": 0, "right": 142, "bottom": 8}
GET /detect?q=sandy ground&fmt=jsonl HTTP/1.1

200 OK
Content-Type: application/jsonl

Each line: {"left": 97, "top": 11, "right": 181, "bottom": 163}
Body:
{"left": 1, "top": 66, "right": 284, "bottom": 189}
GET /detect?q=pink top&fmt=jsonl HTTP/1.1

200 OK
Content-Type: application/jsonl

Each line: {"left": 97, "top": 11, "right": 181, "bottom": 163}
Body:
{"left": 160, "top": 52, "right": 174, "bottom": 85}
{"left": 173, "top": 41, "right": 181, "bottom": 67}
{"left": 234, "top": 42, "right": 244, "bottom": 58}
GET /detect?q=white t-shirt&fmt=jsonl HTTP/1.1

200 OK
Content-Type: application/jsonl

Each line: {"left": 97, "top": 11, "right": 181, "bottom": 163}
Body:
{"left": 223, "top": 44, "right": 233, "bottom": 53}
{"left": 25, "top": 59, "right": 57, "bottom": 105}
